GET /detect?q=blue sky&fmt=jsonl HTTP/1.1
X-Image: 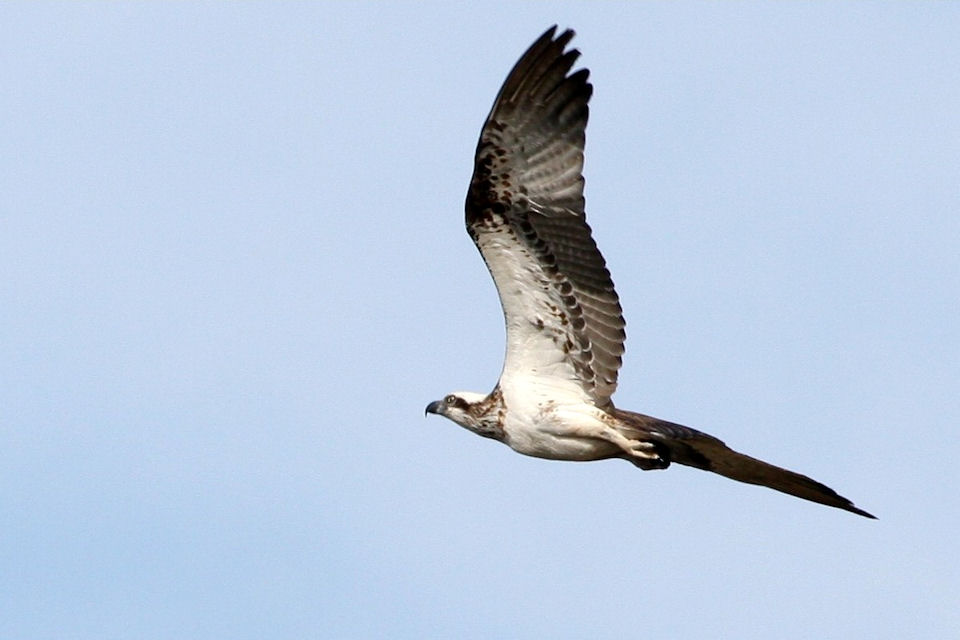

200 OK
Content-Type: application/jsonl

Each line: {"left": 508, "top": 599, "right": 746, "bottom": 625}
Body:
{"left": 2, "top": 3, "right": 958, "bottom": 638}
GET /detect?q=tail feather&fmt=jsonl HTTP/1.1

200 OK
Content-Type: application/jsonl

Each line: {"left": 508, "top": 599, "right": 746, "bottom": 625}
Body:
{"left": 613, "top": 409, "right": 876, "bottom": 519}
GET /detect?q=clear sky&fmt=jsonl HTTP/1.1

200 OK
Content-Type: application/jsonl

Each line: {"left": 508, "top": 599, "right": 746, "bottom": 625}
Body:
{"left": 2, "top": 3, "right": 958, "bottom": 639}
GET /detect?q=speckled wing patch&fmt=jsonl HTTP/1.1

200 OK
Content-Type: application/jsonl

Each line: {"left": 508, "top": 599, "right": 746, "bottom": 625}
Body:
{"left": 465, "top": 27, "right": 626, "bottom": 406}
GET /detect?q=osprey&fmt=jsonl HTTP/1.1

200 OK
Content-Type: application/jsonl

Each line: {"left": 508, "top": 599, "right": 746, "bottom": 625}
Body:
{"left": 426, "top": 26, "right": 874, "bottom": 519}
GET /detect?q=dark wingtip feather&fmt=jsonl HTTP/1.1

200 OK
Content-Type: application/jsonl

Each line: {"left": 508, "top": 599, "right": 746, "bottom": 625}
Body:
{"left": 555, "top": 28, "right": 575, "bottom": 48}
{"left": 844, "top": 503, "right": 877, "bottom": 519}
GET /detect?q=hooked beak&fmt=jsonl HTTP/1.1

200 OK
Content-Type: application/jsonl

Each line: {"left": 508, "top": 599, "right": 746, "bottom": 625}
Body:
{"left": 425, "top": 400, "right": 442, "bottom": 416}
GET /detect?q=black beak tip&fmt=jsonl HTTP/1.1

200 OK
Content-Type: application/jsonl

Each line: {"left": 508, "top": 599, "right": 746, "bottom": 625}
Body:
{"left": 425, "top": 400, "right": 441, "bottom": 416}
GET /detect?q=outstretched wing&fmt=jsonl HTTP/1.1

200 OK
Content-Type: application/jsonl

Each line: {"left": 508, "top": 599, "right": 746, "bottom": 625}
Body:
{"left": 614, "top": 408, "right": 876, "bottom": 518}
{"left": 466, "top": 27, "right": 625, "bottom": 407}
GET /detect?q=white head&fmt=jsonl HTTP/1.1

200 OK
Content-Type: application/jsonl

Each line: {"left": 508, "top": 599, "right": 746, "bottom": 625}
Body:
{"left": 424, "top": 391, "right": 503, "bottom": 440}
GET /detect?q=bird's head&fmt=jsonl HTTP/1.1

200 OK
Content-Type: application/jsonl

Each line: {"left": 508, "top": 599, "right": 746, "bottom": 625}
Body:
{"left": 425, "top": 391, "right": 501, "bottom": 439}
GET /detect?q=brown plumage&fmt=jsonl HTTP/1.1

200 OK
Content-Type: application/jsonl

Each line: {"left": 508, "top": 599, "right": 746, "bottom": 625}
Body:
{"left": 466, "top": 27, "right": 624, "bottom": 407}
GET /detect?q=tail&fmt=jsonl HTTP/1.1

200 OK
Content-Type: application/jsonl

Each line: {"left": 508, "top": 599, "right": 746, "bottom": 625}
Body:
{"left": 613, "top": 408, "right": 876, "bottom": 519}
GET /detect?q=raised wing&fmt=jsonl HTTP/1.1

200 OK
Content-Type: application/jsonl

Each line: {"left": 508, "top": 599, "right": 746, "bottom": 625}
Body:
{"left": 465, "top": 27, "right": 625, "bottom": 407}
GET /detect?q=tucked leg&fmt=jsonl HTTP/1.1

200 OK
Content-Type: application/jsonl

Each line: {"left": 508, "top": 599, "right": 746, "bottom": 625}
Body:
{"left": 598, "top": 426, "right": 668, "bottom": 470}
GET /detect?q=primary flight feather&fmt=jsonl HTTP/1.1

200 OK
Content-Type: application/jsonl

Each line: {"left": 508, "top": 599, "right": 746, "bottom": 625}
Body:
{"left": 426, "top": 26, "right": 874, "bottom": 519}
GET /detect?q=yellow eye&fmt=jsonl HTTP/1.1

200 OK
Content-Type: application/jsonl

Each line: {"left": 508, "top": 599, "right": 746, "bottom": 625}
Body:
{"left": 445, "top": 395, "right": 457, "bottom": 405}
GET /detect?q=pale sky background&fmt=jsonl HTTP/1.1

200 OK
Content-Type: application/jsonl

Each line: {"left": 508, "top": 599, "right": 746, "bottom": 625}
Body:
{"left": 2, "top": 3, "right": 958, "bottom": 639}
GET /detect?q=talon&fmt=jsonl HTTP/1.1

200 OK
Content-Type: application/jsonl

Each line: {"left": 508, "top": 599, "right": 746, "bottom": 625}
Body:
{"left": 628, "top": 440, "right": 659, "bottom": 458}
{"left": 627, "top": 440, "right": 669, "bottom": 470}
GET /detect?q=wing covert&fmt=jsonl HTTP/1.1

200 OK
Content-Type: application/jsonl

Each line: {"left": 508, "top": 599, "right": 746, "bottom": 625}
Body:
{"left": 465, "top": 27, "right": 625, "bottom": 407}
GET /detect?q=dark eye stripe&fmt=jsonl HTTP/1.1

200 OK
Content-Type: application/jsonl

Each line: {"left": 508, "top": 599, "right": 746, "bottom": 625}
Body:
{"left": 446, "top": 395, "right": 469, "bottom": 410}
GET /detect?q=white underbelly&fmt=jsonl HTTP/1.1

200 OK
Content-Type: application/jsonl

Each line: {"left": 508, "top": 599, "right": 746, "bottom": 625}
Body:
{"left": 500, "top": 398, "right": 619, "bottom": 461}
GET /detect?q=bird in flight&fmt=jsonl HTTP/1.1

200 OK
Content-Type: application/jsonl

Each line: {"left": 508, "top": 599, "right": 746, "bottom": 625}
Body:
{"left": 426, "top": 27, "right": 874, "bottom": 518}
